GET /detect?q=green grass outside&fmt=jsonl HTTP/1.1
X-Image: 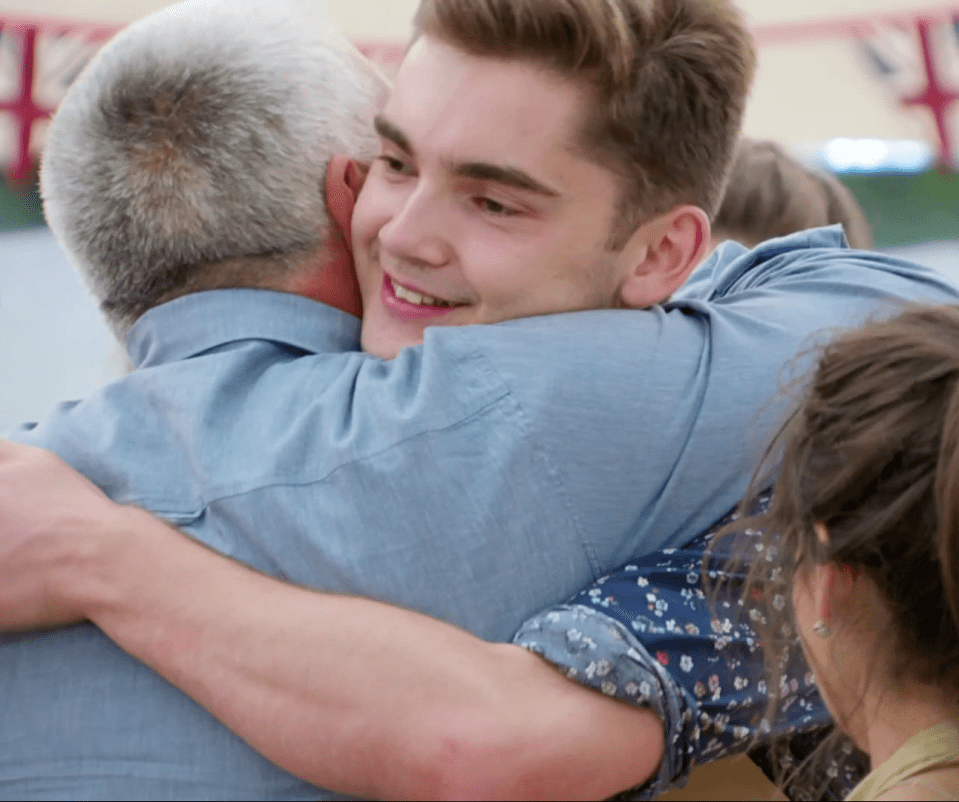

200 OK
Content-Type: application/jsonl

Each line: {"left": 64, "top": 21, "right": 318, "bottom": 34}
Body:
{"left": 839, "top": 171, "right": 959, "bottom": 248}
{"left": 0, "top": 173, "right": 44, "bottom": 232}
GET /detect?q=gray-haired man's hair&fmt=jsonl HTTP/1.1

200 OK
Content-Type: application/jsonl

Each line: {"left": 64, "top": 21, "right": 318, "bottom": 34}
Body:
{"left": 41, "top": 0, "right": 386, "bottom": 338}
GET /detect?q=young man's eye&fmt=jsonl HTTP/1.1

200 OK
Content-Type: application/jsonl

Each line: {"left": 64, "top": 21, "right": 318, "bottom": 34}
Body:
{"left": 376, "top": 155, "right": 410, "bottom": 175}
{"left": 476, "top": 197, "right": 518, "bottom": 217}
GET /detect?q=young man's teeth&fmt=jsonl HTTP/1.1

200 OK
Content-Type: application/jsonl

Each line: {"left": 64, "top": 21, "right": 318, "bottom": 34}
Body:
{"left": 391, "top": 279, "right": 451, "bottom": 307}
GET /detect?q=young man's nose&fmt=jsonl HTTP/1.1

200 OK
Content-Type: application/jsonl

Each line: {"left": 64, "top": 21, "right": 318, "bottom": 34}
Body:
{"left": 377, "top": 183, "right": 453, "bottom": 268}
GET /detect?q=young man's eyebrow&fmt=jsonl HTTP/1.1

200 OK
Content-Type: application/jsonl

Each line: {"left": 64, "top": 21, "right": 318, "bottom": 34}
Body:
{"left": 374, "top": 114, "right": 560, "bottom": 198}
{"left": 455, "top": 162, "right": 561, "bottom": 198}
{"left": 373, "top": 114, "right": 412, "bottom": 154}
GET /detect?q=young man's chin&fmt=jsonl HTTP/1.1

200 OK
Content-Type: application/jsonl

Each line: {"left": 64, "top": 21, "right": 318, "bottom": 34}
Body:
{"left": 360, "top": 326, "right": 423, "bottom": 359}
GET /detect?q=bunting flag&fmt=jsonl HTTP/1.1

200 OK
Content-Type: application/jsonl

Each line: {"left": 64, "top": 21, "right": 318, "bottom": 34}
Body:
{"left": 0, "top": 15, "right": 116, "bottom": 184}
{"left": 2, "top": 7, "right": 959, "bottom": 184}
{"left": 860, "top": 15, "right": 959, "bottom": 168}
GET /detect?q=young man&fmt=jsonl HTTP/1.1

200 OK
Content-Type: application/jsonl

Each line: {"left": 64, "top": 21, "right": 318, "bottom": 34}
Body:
{"left": 2, "top": 0, "right": 956, "bottom": 799}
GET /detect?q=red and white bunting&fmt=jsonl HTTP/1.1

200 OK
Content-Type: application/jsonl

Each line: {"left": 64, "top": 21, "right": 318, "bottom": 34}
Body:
{"left": 1, "top": 7, "right": 958, "bottom": 183}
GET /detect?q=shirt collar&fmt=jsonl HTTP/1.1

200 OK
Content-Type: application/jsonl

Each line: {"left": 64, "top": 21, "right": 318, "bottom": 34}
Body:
{"left": 678, "top": 224, "right": 851, "bottom": 297}
{"left": 126, "top": 289, "right": 361, "bottom": 368}
{"left": 714, "top": 224, "right": 849, "bottom": 265}
{"left": 756, "top": 223, "right": 849, "bottom": 252}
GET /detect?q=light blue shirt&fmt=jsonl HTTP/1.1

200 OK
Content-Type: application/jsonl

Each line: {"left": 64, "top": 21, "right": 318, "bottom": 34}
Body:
{"left": 2, "top": 227, "right": 957, "bottom": 799}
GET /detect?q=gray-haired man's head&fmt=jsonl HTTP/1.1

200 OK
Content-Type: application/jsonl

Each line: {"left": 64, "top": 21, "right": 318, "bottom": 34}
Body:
{"left": 41, "top": 0, "right": 386, "bottom": 339}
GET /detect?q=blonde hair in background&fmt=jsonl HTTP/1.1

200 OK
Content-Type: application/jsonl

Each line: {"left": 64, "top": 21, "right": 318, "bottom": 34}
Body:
{"left": 713, "top": 138, "right": 874, "bottom": 249}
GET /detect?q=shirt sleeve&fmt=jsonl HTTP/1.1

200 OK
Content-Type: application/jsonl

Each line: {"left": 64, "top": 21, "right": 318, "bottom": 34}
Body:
{"left": 513, "top": 604, "right": 691, "bottom": 799}
{"left": 512, "top": 489, "right": 868, "bottom": 799}
{"left": 459, "top": 229, "right": 959, "bottom": 574}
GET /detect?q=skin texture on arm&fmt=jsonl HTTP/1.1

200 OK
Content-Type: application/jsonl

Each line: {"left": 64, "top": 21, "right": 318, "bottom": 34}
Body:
{"left": 0, "top": 440, "right": 664, "bottom": 801}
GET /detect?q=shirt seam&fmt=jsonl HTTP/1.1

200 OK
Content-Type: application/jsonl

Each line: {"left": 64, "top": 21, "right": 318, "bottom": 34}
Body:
{"left": 108, "top": 388, "right": 510, "bottom": 518}
{"left": 194, "top": 386, "right": 514, "bottom": 509}
{"left": 456, "top": 335, "right": 603, "bottom": 579}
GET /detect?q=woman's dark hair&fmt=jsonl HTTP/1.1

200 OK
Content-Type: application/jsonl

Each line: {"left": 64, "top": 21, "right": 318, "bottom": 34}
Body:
{"left": 721, "top": 303, "right": 959, "bottom": 771}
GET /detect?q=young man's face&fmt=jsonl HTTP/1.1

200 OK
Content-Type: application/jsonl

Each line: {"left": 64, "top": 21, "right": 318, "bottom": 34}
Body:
{"left": 351, "top": 36, "right": 638, "bottom": 358}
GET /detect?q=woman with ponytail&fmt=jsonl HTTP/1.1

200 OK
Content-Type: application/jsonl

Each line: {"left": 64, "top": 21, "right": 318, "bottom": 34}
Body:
{"left": 737, "top": 303, "right": 959, "bottom": 800}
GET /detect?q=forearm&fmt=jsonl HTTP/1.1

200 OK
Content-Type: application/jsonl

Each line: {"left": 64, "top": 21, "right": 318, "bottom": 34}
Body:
{"left": 67, "top": 506, "right": 663, "bottom": 800}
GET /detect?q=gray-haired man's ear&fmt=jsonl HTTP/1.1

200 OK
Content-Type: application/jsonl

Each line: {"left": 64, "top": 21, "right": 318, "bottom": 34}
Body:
{"left": 283, "top": 155, "right": 370, "bottom": 318}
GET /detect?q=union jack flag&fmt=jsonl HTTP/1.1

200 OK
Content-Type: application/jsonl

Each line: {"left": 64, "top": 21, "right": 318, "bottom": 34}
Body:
{"left": 0, "top": 17, "right": 115, "bottom": 184}
{"left": 860, "top": 15, "right": 959, "bottom": 168}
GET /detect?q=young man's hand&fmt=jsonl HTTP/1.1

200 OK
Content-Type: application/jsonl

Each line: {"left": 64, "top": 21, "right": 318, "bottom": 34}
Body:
{"left": 0, "top": 440, "right": 120, "bottom": 630}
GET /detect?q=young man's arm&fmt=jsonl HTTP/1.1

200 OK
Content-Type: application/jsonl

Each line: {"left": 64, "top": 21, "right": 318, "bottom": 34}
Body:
{"left": 0, "top": 440, "right": 663, "bottom": 801}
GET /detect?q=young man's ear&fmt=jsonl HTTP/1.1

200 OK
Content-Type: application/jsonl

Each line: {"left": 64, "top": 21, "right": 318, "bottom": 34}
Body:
{"left": 617, "top": 205, "right": 710, "bottom": 309}
{"left": 325, "top": 154, "right": 371, "bottom": 249}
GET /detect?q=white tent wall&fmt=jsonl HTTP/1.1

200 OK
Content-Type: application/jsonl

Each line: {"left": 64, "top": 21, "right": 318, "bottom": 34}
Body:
{"left": 2, "top": 0, "right": 956, "bottom": 147}
{"left": 0, "top": 227, "right": 122, "bottom": 433}
{"left": 0, "top": 0, "right": 946, "bottom": 29}
{"left": 746, "top": 38, "right": 930, "bottom": 144}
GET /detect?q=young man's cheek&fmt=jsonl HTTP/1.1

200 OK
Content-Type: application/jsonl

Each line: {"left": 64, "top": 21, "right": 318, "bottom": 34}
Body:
{"left": 351, "top": 174, "right": 398, "bottom": 246}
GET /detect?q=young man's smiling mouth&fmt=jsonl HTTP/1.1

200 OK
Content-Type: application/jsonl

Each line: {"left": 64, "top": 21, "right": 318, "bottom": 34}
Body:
{"left": 380, "top": 274, "right": 466, "bottom": 319}
{"left": 389, "top": 276, "right": 455, "bottom": 308}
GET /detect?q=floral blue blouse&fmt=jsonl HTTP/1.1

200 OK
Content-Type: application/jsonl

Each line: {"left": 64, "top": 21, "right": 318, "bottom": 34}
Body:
{"left": 513, "top": 492, "right": 869, "bottom": 800}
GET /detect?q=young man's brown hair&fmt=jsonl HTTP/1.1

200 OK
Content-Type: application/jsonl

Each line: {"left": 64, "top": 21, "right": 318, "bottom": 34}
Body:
{"left": 413, "top": 0, "right": 756, "bottom": 245}
{"left": 713, "top": 138, "right": 875, "bottom": 249}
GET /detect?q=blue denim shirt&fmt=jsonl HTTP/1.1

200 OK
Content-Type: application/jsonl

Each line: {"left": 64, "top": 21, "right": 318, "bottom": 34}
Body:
{"left": 2, "top": 228, "right": 957, "bottom": 799}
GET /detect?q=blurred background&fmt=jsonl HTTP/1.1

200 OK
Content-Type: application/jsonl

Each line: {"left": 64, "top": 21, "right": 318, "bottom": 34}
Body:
{"left": 1, "top": 0, "right": 958, "bottom": 430}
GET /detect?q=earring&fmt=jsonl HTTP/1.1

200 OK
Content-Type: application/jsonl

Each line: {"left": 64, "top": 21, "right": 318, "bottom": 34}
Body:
{"left": 813, "top": 620, "right": 831, "bottom": 638}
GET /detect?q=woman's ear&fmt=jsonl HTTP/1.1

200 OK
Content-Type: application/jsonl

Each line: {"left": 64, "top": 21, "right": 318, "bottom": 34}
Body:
{"left": 617, "top": 205, "right": 711, "bottom": 309}
{"left": 812, "top": 560, "right": 858, "bottom": 631}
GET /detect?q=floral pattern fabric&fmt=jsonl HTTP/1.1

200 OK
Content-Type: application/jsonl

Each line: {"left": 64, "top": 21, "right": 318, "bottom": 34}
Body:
{"left": 513, "top": 492, "right": 869, "bottom": 800}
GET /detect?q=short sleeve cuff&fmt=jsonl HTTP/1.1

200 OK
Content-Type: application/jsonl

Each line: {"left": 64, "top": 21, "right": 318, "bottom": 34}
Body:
{"left": 513, "top": 603, "right": 695, "bottom": 799}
